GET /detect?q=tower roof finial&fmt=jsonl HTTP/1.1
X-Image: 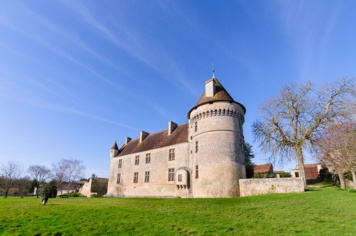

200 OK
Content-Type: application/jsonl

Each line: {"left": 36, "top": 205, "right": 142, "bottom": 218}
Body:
{"left": 212, "top": 62, "right": 215, "bottom": 78}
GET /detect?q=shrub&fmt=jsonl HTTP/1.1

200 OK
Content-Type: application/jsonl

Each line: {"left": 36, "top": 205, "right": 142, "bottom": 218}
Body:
{"left": 41, "top": 183, "right": 57, "bottom": 198}
{"left": 69, "top": 192, "right": 82, "bottom": 197}
{"left": 280, "top": 173, "right": 291, "bottom": 178}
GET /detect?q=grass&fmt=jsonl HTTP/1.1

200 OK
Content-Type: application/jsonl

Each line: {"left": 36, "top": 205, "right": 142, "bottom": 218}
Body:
{"left": 0, "top": 187, "right": 355, "bottom": 235}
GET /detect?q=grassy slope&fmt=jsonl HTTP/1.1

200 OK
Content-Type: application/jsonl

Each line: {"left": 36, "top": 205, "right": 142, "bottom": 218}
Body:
{"left": 0, "top": 187, "right": 355, "bottom": 235}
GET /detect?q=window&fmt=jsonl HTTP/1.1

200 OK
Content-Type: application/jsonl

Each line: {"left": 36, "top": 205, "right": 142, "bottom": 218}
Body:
{"left": 117, "top": 173, "right": 121, "bottom": 183}
{"left": 178, "top": 174, "right": 182, "bottom": 182}
{"left": 118, "top": 159, "right": 122, "bottom": 168}
{"left": 169, "top": 149, "right": 175, "bottom": 161}
{"left": 145, "top": 171, "right": 150, "bottom": 183}
{"left": 146, "top": 153, "right": 151, "bottom": 164}
{"left": 195, "top": 141, "right": 198, "bottom": 153}
{"left": 133, "top": 172, "right": 139, "bottom": 183}
{"left": 195, "top": 165, "right": 199, "bottom": 179}
{"left": 195, "top": 122, "right": 198, "bottom": 132}
{"left": 135, "top": 155, "right": 139, "bottom": 165}
{"left": 295, "top": 172, "right": 299, "bottom": 177}
{"left": 168, "top": 168, "right": 175, "bottom": 181}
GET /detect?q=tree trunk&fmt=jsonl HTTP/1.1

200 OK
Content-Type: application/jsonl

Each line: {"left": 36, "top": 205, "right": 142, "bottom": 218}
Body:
{"left": 4, "top": 189, "right": 8, "bottom": 198}
{"left": 351, "top": 168, "right": 356, "bottom": 190}
{"left": 338, "top": 170, "right": 346, "bottom": 189}
{"left": 295, "top": 146, "right": 307, "bottom": 188}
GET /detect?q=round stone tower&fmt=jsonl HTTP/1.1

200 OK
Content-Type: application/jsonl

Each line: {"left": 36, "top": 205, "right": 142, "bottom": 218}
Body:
{"left": 187, "top": 76, "right": 246, "bottom": 198}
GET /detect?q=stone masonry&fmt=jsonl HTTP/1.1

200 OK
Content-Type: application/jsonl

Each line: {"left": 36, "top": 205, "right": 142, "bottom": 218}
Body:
{"left": 107, "top": 76, "right": 246, "bottom": 198}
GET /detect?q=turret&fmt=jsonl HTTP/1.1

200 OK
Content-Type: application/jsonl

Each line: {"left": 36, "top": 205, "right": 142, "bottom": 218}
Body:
{"left": 110, "top": 141, "right": 119, "bottom": 158}
{"left": 187, "top": 75, "right": 246, "bottom": 198}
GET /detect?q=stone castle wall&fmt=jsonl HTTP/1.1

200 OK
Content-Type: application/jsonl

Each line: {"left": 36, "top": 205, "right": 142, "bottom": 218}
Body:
{"left": 239, "top": 178, "right": 305, "bottom": 197}
{"left": 107, "top": 142, "right": 189, "bottom": 198}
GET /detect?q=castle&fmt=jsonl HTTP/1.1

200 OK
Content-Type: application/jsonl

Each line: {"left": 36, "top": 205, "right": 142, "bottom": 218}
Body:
{"left": 106, "top": 75, "right": 246, "bottom": 198}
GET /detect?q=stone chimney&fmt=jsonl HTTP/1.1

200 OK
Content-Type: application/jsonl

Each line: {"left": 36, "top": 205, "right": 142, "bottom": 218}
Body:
{"left": 205, "top": 78, "right": 216, "bottom": 97}
{"left": 168, "top": 121, "right": 178, "bottom": 135}
{"left": 125, "top": 137, "right": 131, "bottom": 145}
{"left": 140, "top": 131, "right": 149, "bottom": 143}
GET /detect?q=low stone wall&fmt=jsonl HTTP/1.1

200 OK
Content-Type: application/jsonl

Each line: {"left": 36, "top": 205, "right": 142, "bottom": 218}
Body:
{"left": 239, "top": 178, "right": 304, "bottom": 197}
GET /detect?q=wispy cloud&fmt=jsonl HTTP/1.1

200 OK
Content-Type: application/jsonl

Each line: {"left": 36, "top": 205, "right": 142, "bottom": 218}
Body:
{"left": 0, "top": 14, "right": 126, "bottom": 93}
{"left": 64, "top": 1, "right": 199, "bottom": 97}
{"left": 54, "top": 105, "right": 138, "bottom": 131}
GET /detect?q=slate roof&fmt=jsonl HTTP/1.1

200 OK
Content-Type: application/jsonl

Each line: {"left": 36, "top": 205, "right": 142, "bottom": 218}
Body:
{"left": 254, "top": 163, "right": 273, "bottom": 173}
{"left": 115, "top": 123, "right": 189, "bottom": 157}
{"left": 187, "top": 77, "right": 246, "bottom": 118}
{"left": 111, "top": 141, "right": 118, "bottom": 150}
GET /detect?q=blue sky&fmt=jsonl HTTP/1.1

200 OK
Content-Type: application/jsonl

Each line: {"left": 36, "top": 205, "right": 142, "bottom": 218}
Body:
{"left": 1, "top": 1, "right": 355, "bottom": 178}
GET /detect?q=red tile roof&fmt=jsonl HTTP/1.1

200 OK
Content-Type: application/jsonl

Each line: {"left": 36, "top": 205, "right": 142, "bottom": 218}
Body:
{"left": 304, "top": 164, "right": 318, "bottom": 168}
{"left": 254, "top": 163, "right": 273, "bottom": 173}
{"left": 116, "top": 123, "right": 189, "bottom": 157}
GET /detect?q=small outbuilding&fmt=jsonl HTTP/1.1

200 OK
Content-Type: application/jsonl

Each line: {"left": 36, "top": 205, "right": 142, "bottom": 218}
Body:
{"left": 254, "top": 163, "right": 273, "bottom": 178}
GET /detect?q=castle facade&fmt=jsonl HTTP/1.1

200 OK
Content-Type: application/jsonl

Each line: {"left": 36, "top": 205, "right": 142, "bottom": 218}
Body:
{"left": 107, "top": 76, "right": 246, "bottom": 198}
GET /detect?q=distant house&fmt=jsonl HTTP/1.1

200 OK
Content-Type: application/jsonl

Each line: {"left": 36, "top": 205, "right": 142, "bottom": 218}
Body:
{"left": 57, "top": 181, "right": 87, "bottom": 196}
{"left": 290, "top": 164, "right": 322, "bottom": 179}
{"left": 254, "top": 163, "right": 273, "bottom": 177}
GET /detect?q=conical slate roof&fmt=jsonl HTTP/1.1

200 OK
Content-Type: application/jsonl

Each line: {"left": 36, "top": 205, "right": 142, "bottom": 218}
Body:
{"left": 187, "top": 77, "right": 246, "bottom": 118}
{"left": 111, "top": 141, "right": 118, "bottom": 150}
{"left": 195, "top": 78, "right": 235, "bottom": 106}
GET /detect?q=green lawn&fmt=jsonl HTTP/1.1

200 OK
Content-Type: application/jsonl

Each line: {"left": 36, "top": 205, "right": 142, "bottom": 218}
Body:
{"left": 0, "top": 187, "right": 355, "bottom": 235}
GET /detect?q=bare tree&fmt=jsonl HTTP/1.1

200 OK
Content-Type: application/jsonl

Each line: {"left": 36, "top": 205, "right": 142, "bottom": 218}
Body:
{"left": 52, "top": 159, "right": 69, "bottom": 196}
{"left": 65, "top": 159, "right": 85, "bottom": 196}
{"left": 52, "top": 158, "right": 85, "bottom": 196}
{"left": 0, "top": 161, "right": 23, "bottom": 198}
{"left": 16, "top": 176, "right": 32, "bottom": 198}
{"left": 28, "top": 165, "right": 51, "bottom": 198}
{"left": 315, "top": 122, "right": 356, "bottom": 189}
{"left": 253, "top": 77, "right": 355, "bottom": 187}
